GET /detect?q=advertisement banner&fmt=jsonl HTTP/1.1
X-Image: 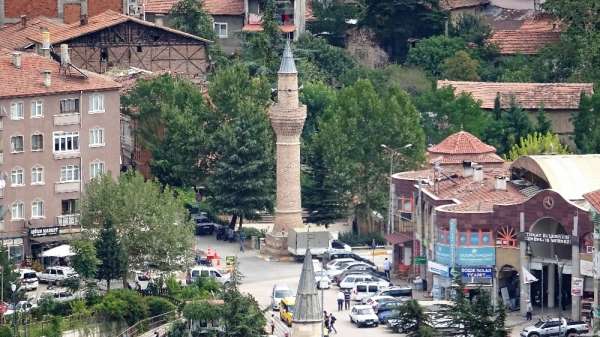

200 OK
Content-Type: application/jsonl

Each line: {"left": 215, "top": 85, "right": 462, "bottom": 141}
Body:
{"left": 29, "top": 227, "right": 59, "bottom": 238}
{"left": 461, "top": 266, "right": 493, "bottom": 279}
{"left": 428, "top": 260, "right": 450, "bottom": 277}
{"left": 449, "top": 219, "right": 457, "bottom": 267}
{"left": 435, "top": 244, "right": 495, "bottom": 266}
{"left": 571, "top": 277, "right": 584, "bottom": 297}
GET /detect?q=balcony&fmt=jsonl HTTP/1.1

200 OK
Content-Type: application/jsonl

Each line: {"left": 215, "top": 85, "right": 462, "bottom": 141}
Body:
{"left": 54, "top": 181, "right": 80, "bottom": 194}
{"left": 53, "top": 150, "right": 80, "bottom": 160}
{"left": 53, "top": 113, "right": 80, "bottom": 126}
{"left": 56, "top": 214, "right": 80, "bottom": 227}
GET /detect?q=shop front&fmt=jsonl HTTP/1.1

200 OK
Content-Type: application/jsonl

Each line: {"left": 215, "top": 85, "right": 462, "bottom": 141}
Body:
{"left": 1, "top": 237, "right": 24, "bottom": 263}
{"left": 28, "top": 225, "right": 80, "bottom": 261}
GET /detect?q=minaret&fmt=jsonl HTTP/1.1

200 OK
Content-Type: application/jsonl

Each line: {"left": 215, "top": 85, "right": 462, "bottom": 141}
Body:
{"left": 292, "top": 249, "right": 323, "bottom": 337}
{"left": 264, "top": 41, "right": 307, "bottom": 255}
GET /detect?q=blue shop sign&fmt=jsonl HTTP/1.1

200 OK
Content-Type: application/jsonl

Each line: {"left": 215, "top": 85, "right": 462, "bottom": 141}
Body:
{"left": 435, "top": 244, "right": 495, "bottom": 266}
{"left": 461, "top": 266, "right": 493, "bottom": 279}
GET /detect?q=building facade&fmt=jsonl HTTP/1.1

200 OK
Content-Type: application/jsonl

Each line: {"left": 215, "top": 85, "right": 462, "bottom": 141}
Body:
{"left": 0, "top": 49, "right": 120, "bottom": 263}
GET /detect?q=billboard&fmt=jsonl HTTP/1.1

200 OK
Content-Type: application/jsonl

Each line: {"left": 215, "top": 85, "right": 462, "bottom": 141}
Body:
{"left": 435, "top": 244, "right": 495, "bottom": 266}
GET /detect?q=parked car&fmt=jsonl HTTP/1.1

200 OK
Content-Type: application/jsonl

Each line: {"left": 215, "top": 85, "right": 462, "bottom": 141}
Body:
{"left": 4, "top": 300, "right": 37, "bottom": 316}
{"left": 322, "top": 250, "right": 375, "bottom": 266}
{"left": 351, "top": 283, "right": 386, "bottom": 302}
{"left": 325, "top": 258, "right": 356, "bottom": 271}
{"left": 39, "top": 289, "right": 77, "bottom": 303}
{"left": 376, "top": 301, "right": 403, "bottom": 323}
{"left": 375, "top": 287, "right": 413, "bottom": 300}
{"left": 335, "top": 267, "right": 388, "bottom": 285}
{"left": 315, "top": 270, "right": 331, "bottom": 289}
{"left": 520, "top": 318, "right": 589, "bottom": 337}
{"left": 128, "top": 271, "right": 152, "bottom": 291}
{"left": 279, "top": 297, "right": 295, "bottom": 327}
{"left": 194, "top": 213, "right": 218, "bottom": 235}
{"left": 349, "top": 305, "right": 379, "bottom": 327}
{"left": 17, "top": 269, "right": 39, "bottom": 291}
{"left": 271, "top": 284, "right": 294, "bottom": 310}
{"left": 332, "top": 262, "right": 377, "bottom": 282}
{"left": 363, "top": 295, "right": 398, "bottom": 309}
{"left": 339, "top": 273, "right": 390, "bottom": 290}
{"left": 187, "top": 266, "right": 231, "bottom": 286}
{"left": 37, "top": 266, "right": 78, "bottom": 285}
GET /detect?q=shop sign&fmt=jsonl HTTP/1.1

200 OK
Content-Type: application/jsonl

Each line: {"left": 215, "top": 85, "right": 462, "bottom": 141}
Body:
{"left": 414, "top": 256, "right": 427, "bottom": 265}
{"left": 1, "top": 238, "right": 23, "bottom": 247}
{"left": 435, "top": 244, "right": 495, "bottom": 266}
{"left": 571, "top": 277, "right": 584, "bottom": 297}
{"left": 428, "top": 260, "right": 449, "bottom": 277}
{"left": 461, "top": 266, "right": 493, "bottom": 279}
{"left": 29, "top": 227, "right": 59, "bottom": 238}
{"left": 519, "top": 232, "right": 573, "bottom": 245}
{"left": 225, "top": 256, "right": 236, "bottom": 266}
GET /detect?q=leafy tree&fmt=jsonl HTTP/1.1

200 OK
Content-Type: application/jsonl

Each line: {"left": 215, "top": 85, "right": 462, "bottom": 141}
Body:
{"left": 407, "top": 36, "right": 466, "bottom": 77}
{"left": 416, "top": 87, "right": 490, "bottom": 144}
{"left": 450, "top": 13, "right": 492, "bottom": 45}
{"left": 309, "top": 1, "right": 361, "bottom": 47}
{"left": 441, "top": 50, "right": 480, "bottom": 81}
{"left": 80, "top": 172, "right": 195, "bottom": 277}
{"left": 484, "top": 97, "right": 534, "bottom": 155}
{"left": 183, "top": 300, "right": 222, "bottom": 325}
{"left": 341, "top": 65, "right": 432, "bottom": 96}
{"left": 0, "top": 246, "right": 18, "bottom": 303}
{"left": 221, "top": 289, "right": 266, "bottom": 337}
{"left": 535, "top": 104, "right": 552, "bottom": 134}
{"left": 95, "top": 218, "right": 127, "bottom": 291}
{"left": 169, "top": 0, "right": 216, "bottom": 40}
{"left": 94, "top": 289, "right": 149, "bottom": 325}
{"left": 393, "top": 299, "right": 433, "bottom": 337}
{"left": 314, "top": 80, "right": 425, "bottom": 233}
{"left": 360, "top": 0, "right": 446, "bottom": 61}
{"left": 300, "top": 82, "right": 337, "bottom": 140}
{"left": 146, "top": 297, "right": 176, "bottom": 317}
{"left": 71, "top": 240, "right": 99, "bottom": 280}
{"left": 573, "top": 92, "right": 600, "bottom": 153}
{"left": 242, "top": 0, "right": 283, "bottom": 76}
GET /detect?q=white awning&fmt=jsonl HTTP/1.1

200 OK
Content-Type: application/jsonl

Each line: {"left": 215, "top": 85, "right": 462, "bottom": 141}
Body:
{"left": 41, "top": 244, "right": 74, "bottom": 258}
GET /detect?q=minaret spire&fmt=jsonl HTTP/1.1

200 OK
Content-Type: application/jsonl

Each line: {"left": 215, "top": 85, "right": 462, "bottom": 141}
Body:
{"left": 291, "top": 249, "right": 323, "bottom": 336}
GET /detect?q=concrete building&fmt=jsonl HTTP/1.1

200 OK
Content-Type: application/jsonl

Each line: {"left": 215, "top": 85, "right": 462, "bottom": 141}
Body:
{"left": 0, "top": 48, "right": 121, "bottom": 262}
{"left": 389, "top": 130, "right": 600, "bottom": 321}
{"left": 264, "top": 41, "right": 306, "bottom": 256}
{"left": 292, "top": 249, "right": 323, "bottom": 337}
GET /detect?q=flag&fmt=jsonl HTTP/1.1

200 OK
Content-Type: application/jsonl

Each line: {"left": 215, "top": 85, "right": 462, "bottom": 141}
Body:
{"left": 522, "top": 267, "right": 538, "bottom": 284}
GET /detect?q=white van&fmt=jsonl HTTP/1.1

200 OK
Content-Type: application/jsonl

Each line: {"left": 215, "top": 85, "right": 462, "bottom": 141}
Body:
{"left": 37, "top": 266, "right": 78, "bottom": 285}
{"left": 17, "top": 269, "right": 39, "bottom": 291}
{"left": 352, "top": 283, "right": 385, "bottom": 302}
{"left": 187, "top": 266, "right": 231, "bottom": 286}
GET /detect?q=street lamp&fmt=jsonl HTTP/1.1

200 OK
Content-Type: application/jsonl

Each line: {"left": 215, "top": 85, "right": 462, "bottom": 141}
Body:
{"left": 381, "top": 144, "right": 412, "bottom": 235}
{"left": 555, "top": 255, "right": 564, "bottom": 337}
{"left": 10, "top": 283, "right": 16, "bottom": 337}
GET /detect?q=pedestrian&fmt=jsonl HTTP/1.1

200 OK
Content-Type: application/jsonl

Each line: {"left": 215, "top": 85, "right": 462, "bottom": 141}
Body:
{"left": 323, "top": 311, "right": 330, "bottom": 330}
{"left": 344, "top": 289, "right": 351, "bottom": 310}
{"left": 239, "top": 231, "right": 245, "bottom": 252}
{"left": 154, "top": 331, "right": 160, "bottom": 337}
{"left": 270, "top": 314, "right": 275, "bottom": 334}
{"left": 329, "top": 313, "right": 337, "bottom": 334}
{"left": 526, "top": 300, "right": 533, "bottom": 321}
{"left": 336, "top": 290, "right": 344, "bottom": 311}
{"left": 383, "top": 258, "right": 392, "bottom": 280}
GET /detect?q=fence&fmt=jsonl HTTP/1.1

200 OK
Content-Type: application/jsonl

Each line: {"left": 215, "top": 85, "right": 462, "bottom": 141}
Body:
{"left": 116, "top": 310, "right": 178, "bottom": 337}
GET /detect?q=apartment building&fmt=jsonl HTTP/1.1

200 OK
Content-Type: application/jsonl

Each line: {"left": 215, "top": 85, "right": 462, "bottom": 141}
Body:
{"left": 0, "top": 47, "right": 120, "bottom": 262}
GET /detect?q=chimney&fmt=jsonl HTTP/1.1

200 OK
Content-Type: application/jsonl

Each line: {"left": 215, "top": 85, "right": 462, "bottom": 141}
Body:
{"left": 462, "top": 161, "right": 473, "bottom": 177}
{"left": 41, "top": 28, "right": 50, "bottom": 58}
{"left": 43, "top": 70, "right": 51, "bottom": 88}
{"left": 20, "top": 15, "right": 27, "bottom": 29}
{"left": 154, "top": 14, "right": 164, "bottom": 26}
{"left": 473, "top": 164, "right": 483, "bottom": 183}
{"left": 11, "top": 52, "right": 22, "bottom": 69}
{"left": 80, "top": 14, "right": 88, "bottom": 25}
{"left": 80, "top": 0, "right": 89, "bottom": 25}
{"left": 495, "top": 176, "right": 507, "bottom": 191}
{"left": 60, "top": 44, "right": 70, "bottom": 66}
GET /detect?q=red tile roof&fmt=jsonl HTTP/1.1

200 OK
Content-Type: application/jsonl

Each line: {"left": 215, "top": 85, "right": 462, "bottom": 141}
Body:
{"left": 584, "top": 190, "right": 600, "bottom": 213}
{"left": 438, "top": 80, "right": 594, "bottom": 110}
{"left": 385, "top": 232, "right": 413, "bottom": 245}
{"left": 242, "top": 23, "right": 296, "bottom": 33}
{"left": 0, "top": 17, "right": 67, "bottom": 50}
{"left": 440, "top": 0, "right": 489, "bottom": 10}
{"left": 203, "top": 0, "right": 244, "bottom": 15}
{"left": 488, "top": 29, "right": 560, "bottom": 55}
{"left": 429, "top": 131, "right": 496, "bottom": 155}
{"left": 27, "top": 10, "right": 211, "bottom": 45}
{"left": 143, "top": 0, "right": 179, "bottom": 14}
{"left": 428, "top": 152, "right": 504, "bottom": 165}
{"left": 0, "top": 52, "right": 120, "bottom": 98}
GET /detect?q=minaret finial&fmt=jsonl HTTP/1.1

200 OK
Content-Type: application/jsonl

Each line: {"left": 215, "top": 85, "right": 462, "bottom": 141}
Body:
{"left": 279, "top": 39, "right": 297, "bottom": 74}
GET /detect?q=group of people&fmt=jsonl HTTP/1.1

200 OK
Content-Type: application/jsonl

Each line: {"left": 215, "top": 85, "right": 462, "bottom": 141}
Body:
{"left": 323, "top": 310, "right": 338, "bottom": 334}
{"left": 336, "top": 289, "right": 352, "bottom": 311}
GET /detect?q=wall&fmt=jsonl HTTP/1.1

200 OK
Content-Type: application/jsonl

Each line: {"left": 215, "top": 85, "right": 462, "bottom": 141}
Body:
{"left": 5, "top": 0, "right": 58, "bottom": 19}
{"left": 3, "top": 0, "right": 123, "bottom": 24}
{"left": 211, "top": 15, "right": 244, "bottom": 55}
{"left": 63, "top": 3, "right": 81, "bottom": 24}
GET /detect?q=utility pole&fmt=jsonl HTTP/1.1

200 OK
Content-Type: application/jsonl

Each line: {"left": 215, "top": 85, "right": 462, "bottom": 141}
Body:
{"left": 555, "top": 255, "right": 563, "bottom": 337}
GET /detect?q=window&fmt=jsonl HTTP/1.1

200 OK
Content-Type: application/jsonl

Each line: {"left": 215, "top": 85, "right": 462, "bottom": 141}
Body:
{"left": 10, "top": 167, "right": 24, "bottom": 186}
{"left": 89, "top": 128, "right": 105, "bottom": 147}
{"left": 10, "top": 102, "right": 24, "bottom": 120}
{"left": 59, "top": 98, "right": 79, "bottom": 114}
{"left": 31, "top": 166, "right": 44, "bottom": 185}
{"left": 60, "top": 165, "right": 80, "bottom": 182}
{"left": 89, "top": 94, "right": 104, "bottom": 113}
{"left": 61, "top": 199, "right": 78, "bottom": 214}
{"left": 10, "top": 135, "right": 24, "bottom": 153}
{"left": 11, "top": 201, "right": 24, "bottom": 220}
{"left": 31, "top": 100, "right": 43, "bottom": 118}
{"left": 90, "top": 161, "right": 105, "bottom": 179}
{"left": 53, "top": 132, "right": 79, "bottom": 152}
{"left": 213, "top": 22, "right": 228, "bottom": 38}
{"left": 31, "top": 199, "right": 44, "bottom": 218}
{"left": 31, "top": 134, "right": 43, "bottom": 151}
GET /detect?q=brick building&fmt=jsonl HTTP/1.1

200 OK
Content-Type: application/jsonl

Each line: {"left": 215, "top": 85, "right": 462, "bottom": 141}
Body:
{"left": 389, "top": 130, "right": 600, "bottom": 321}
{"left": 0, "top": 0, "right": 131, "bottom": 25}
{"left": 0, "top": 48, "right": 121, "bottom": 262}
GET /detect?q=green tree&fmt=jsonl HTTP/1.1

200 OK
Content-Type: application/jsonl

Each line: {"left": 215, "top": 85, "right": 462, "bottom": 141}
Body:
{"left": 183, "top": 300, "right": 222, "bottom": 327}
{"left": 309, "top": 1, "right": 361, "bottom": 46}
{"left": 341, "top": 65, "right": 432, "bottom": 96}
{"left": 0, "top": 246, "right": 18, "bottom": 303}
{"left": 71, "top": 240, "right": 99, "bottom": 280}
{"left": 169, "top": 0, "right": 216, "bottom": 40}
{"left": 95, "top": 289, "right": 149, "bottom": 325}
{"left": 535, "top": 104, "right": 552, "bottom": 134}
{"left": 242, "top": 0, "right": 283, "bottom": 76}
{"left": 221, "top": 289, "right": 266, "bottom": 337}
{"left": 450, "top": 13, "right": 492, "bottom": 45}
{"left": 573, "top": 92, "right": 600, "bottom": 153}
{"left": 393, "top": 299, "right": 433, "bottom": 337}
{"left": 314, "top": 80, "right": 425, "bottom": 233}
{"left": 81, "top": 172, "right": 195, "bottom": 277}
{"left": 300, "top": 82, "right": 337, "bottom": 140}
{"left": 360, "top": 0, "right": 446, "bottom": 61}
{"left": 441, "top": 50, "right": 480, "bottom": 81}
{"left": 95, "top": 218, "right": 127, "bottom": 291}
{"left": 485, "top": 97, "right": 534, "bottom": 155}
{"left": 407, "top": 36, "right": 467, "bottom": 77}
{"left": 497, "top": 55, "right": 535, "bottom": 82}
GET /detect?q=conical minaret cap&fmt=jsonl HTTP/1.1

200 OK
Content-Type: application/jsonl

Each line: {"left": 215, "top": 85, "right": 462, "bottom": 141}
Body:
{"left": 293, "top": 248, "right": 322, "bottom": 323}
{"left": 278, "top": 39, "right": 297, "bottom": 74}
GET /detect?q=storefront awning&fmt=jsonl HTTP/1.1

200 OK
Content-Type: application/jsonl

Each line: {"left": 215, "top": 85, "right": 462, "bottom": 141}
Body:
{"left": 385, "top": 232, "right": 413, "bottom": 245}
{"left": 31, "top": 233, "right": 80, "bottom": 244}
{"left": 41, "top": 244, "right": 75, "bottom": 257}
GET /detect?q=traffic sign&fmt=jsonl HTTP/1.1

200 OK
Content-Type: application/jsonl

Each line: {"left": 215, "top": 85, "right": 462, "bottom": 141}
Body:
{"left": 414, "top": 256, "right": 427, "bottom": 265}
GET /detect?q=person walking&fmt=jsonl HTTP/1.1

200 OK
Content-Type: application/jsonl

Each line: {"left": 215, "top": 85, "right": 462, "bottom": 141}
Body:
{"left": 329, "top": 313, "right": 337, "bottom": 334}
{"left": 344, "top": 289, "right": 351, "bottom": 310}
{"left": 239, "top": 231, "right": 246, "bottom": 252}
{"left": 336, "top": 290, "right": 344, "bottom": 311}
{"left": 270, "top": 313, "right": 276, "bottom": 334}
{"left": 323, "top": 311, "right": 330, "bottom": 330}
{"left": 526, "top": 300, "right": 533, "bottom": 321}
{"left": 383, "top": 258, "right": 392, "bottom": 280}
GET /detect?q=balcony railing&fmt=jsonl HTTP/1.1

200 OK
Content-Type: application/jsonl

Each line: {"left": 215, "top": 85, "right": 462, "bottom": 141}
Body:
{"left": 53, "top": 150, "right": 81, "bottom": 160}
{"left": 56, "top": 214, "right": 80, "bottom": 227}
{"left": 53, "top": 113, "right": 80, "bottom": 126}
{"left": 54, "top": 181, "right": 80, "bottom": 194}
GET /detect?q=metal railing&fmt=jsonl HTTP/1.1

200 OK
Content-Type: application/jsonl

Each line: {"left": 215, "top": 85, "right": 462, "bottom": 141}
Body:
{"left": 56, "top": 213, "right": 80, "bottom": 226}
{"left": 116, "top": 310, "right": 178, "bottom": 337}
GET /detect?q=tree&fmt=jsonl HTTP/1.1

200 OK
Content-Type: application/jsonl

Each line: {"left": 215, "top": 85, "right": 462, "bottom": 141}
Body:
{"left": 484, "top": 97, "right": 534, "bottom": 155}
{"left": 0, "top": 246, "right": 18, "bottom": 303}
{"left": 340, "top": 65, "right": 432, "bottom": 96}
{"left": 169, "top": 0, "right": 216, "bottom": 40}
{"left": 573, "top": 92, "right": 600, "bottom": 153}
{"left": 71, "top": 240, "right": 99, "bottom": 280}
{"left": 393, "top": 299, "right": 433, "bottom": 337}
{"left": 360, "top": 0, "right": 446, "bottom": 61}
{"left": 80, "top": 172, "right": 195, "bottom": 277}
{"left": 300, "top": 81, "right": 337, "bottom": 140}
{"left": 507, "top": 132, "right": 570, "bottom": 160}
{"left": 441, "top": 50, "right": 480, "bottom": 81}
{"left": 314, "top": 80, "right": 425, "bottom": 233}
{"left": 407, "top": 36, "right": 467, "bottom": 77}
{"left": 95, "top": 218, "right": 127, "bottom": 291}
{"left": 309, "top": 1, "right": 361, "bottom": 47}
{"left": 535, "top": 104, "right": 552, "bottom": 134}
{"left": 450, "top": 13, "right": 492, "bottom": 45}
{"left": 221, "top": 289, "right": 266, "bottom": 337}
{"left": 242, "top": 0, "right": 283, "bottom": 77}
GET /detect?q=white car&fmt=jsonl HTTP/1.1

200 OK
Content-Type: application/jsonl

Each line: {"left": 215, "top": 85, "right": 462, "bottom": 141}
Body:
{"left": 349, "top": 305, "right": 379, "bottom": 327}
{"left": 327, "top": 261, "right": 364, "bottom": 278}
{"left": 271, "top": 284, "right": 294, "bottom": 310}
{"left": 4, "top": 300, "right": 37, "bottom": 316}
{"left": 37, "top": 266, "right": 78, "bottom": 285}
{"left": 329, "top": 262, "right": 374, "bottom": 280}
{"left": 17, "top": 269, "right": 39, "bottom": 291}
{"left": 362, "top": 295, "right": 398, "bottom": 308}
{"left": 325, "top": 258, "right": 356, "bottom": 270}
{"left": 339, "top": 273, "right": 390, "bottom": 290}
{"left": 188, "top": 266, "right": 231, "bottom": 286}
{"left": 315, "top": 270, "right": 331, "bottom": 289}
{"left": 39, "top": 289, "right": 77, "bottom": 303}
{"left": 351, "top": 283, "right": 385, "bottom": 302}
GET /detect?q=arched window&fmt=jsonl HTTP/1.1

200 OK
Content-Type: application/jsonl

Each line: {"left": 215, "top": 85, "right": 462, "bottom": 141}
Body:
{"left": 31, "top": 199, "right": 44, "bottom": 219}
{"left": 31, "top": 165, "right": 44, "bottom": 185}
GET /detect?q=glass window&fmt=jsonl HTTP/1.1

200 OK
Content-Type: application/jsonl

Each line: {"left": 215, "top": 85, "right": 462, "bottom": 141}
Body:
{"left": 60, "top": 165, "right": 80, "bottom": 182}
{"left": 31, "top": 166, "right": 44, "bottom": 185}
{"left": 59, "top": 98, "right": 80, "bottom": 114}
{"left": 90, "top": 161, "right": 105, "bottom": 179}
{"left": 10, "top": 135, "right": 24, "bottom": 153}
{"left": 53, "top": 132, "right": 79, "bottom": 152}
{"left": 31, "top": 199, "right": 44, "bottom": 218}
{"left": 10, "top": 167, "right": 24, "bottom": 186}
{"left": 89, "top": 94, "right": 104, "bottom": 113}
{"left": 213, "top": 22, "right": 228, "bottom": 38}
{"left": 31, "top": 100, "right": 43, "bottom": 118}
{"left": 31, "top": 134, "right": 43, "bottom": 151}
{"left": 10, "top": 102, "right": 24, "bottom": 120}
{"left": 11, "top": 201, "right": 24, "bottom": 220}
{"left": 89, "top": 128, "right": 105, "bottom": 146}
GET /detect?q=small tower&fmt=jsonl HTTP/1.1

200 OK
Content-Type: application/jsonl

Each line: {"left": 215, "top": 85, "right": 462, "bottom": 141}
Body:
{"left": 264, "top": 40, "right": 307, "bottom": 255}
{"left": 292, "top": 249, "right": 323, "bottom": 337}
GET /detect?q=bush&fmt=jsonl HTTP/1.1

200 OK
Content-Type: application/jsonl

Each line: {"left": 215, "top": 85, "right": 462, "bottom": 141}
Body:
{"left": 95, "top": 289, "right": 149, "bottom": 325}
{"left": 0, "top": 326, "right": 12, "bottom": 337}
{"left": 34, "top": 297, "right": 73, "bottom": 317}
{"left": 146, "top": 297, "right": 176, "bottom": 317}
{"left": 240, "top": 227, "right": 266, "bottom": 239}
{"left": 338, "top": 231, "right": 386, "bottom": 247}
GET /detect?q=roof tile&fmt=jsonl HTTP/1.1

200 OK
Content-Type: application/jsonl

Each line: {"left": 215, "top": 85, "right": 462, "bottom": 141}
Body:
{"left": 428, "top": 131, "right": 497, "bottom": 155}
{"left": 584, "top": 190, "right": 600, "bottom": 213}
{"left": 488, "top": 29, "right": 560, "bottom": 55}
{"left": 0, "top": 17, "right": 67, "bottom": 50}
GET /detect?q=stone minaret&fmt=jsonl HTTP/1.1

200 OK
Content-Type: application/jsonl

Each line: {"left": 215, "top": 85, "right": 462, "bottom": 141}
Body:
{"left": 292, "top": 249, "right": 323, "bottom": 337}
{"left": 265, "top": 41, "right": 307, "bottom": 255}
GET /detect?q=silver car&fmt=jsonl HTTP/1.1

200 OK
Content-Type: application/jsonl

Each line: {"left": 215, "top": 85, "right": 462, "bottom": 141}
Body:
{"left": 271, "top": 284, "right": 294, "bottom": 310}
